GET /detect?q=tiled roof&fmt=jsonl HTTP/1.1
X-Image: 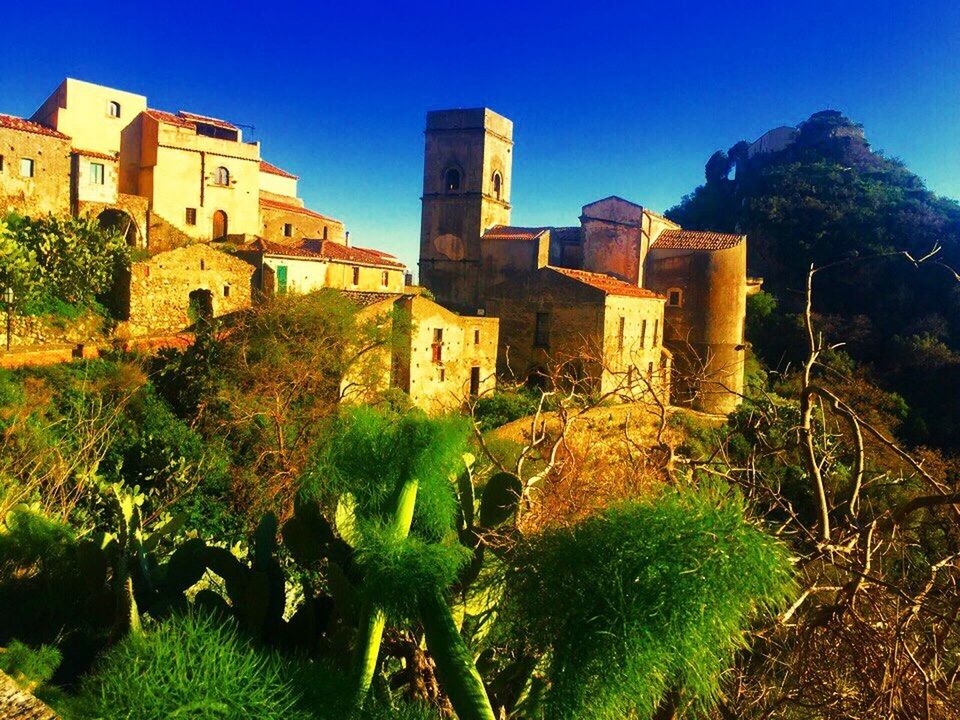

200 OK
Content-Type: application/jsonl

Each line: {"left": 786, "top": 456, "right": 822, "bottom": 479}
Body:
{"left": 178, "top": 111, "right": 237, "bottom": 131}
{"left": 259, "top": 197, "right": 340, "bottom": 224}
{"left": 246, "top": 238, "right": 405, "bottom": 269}
{"left": 73, "top": 148, "right": 117, "bottom": 161}
{"left": 144, "top": 109, "right": 195, "bottom": 129}
{"left": 652, "top": 229, "right": 744, "bottom": 251}
{"left": 482, "top": 225, "right": 549, "bottom": 241}
{"left": 259, "top": 159, "right": 298, "bottom": 179}
{"left": 354, "top": 246, "right": 398, "bottom": 260}
{"left": 551, "top": 226, "right": 582, "bottom": 244}
{"left": 340, "top": 291, "right": 402, "bottom": 307}
{"left": 549, "top": 266, "right": 663, "bottom": 299}
{"left": 0, "top": 113, "right": 69, "bottom": 139}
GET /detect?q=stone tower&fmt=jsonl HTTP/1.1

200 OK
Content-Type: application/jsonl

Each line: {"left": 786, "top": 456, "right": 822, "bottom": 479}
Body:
{"left": 418, "top": 108, "right": 513, "bottom": 313}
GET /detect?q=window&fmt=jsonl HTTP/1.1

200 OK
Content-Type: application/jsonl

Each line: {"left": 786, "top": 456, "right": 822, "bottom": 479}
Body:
{"left": 492, "top": 171, "right": 502, "bottom": 200}
{"left": 439, "top": 368, "right": 446, "bottom": 382}
{"left": 474, "top": 329, "right": 480, "bottom": 345}
{"left": 323, "top": 226, "right": 329, "bottom": 240}
{"left": 0, "top": 155, "right": 4, "bottom": 172}
{"left": 470, "top": 366, "right": 481, "bottom": 397}
{"left": 283, "top": 223, "right": 293, "bottom": 237}
{"left": 215, "top": 166, "right": 230, "bottom": 186}
{"left": 640, "top": 319, "right": 647, "bottom": 348}
{"left": 381, "top": 270, "right": 389, "bottom": 286}
{"left": 351, "top": 266, "right": 360, "bottom": 285}
{"left": 432, "top": 328, "right": 443, "bottom": 363}
{"left": 107, "top": 101, "right": 121, "bottom": 118}
{"left": 653, "top": 319, "right": 659, "bottom": 346}
{"left": 534, "top": 311, "right": 550, "bottom": 348}
{"left": 19, "top": 158, "right": 34, "bottom": 177}
{"left": 617, "top": 316, "right": 625, "bottom": 351}
{"left": 647, "top": 362, "right": 654, "bottom": 379}
{"left": 185, "top": 208, "right": 197, "bottom": 225}
{"left": 223, "top": 285, "right": 230, "bottom": 297}
{"left": 444, "top": 167, "right": 461, "bottom": 193}
{"left": 90, "top": 162, "right": 105, "bottom": 185}
{"left": 200, "top": 259, "right": 206, "bottom": 271}
{"left": 667, "top": 288, "right": 683, "bottom": 307}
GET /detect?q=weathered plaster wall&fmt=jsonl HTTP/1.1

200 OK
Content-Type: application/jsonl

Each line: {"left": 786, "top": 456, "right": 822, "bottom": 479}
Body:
{"left": 260, "top": 201, "right": 345, "bottom": 243}
{"left": 0, "top": 128, "right": 71, "bottom": 216}
{"left": 599, "top": 294, "right": 669, "bottom": 398}
{"left": 480, "top": 233, "right": 549, "bottom": 290}
{"left": 73, "top": 154, "right": 118, "bottom": 205}
{"left": 31, "top": 78, "right": 147, "bottom": 156}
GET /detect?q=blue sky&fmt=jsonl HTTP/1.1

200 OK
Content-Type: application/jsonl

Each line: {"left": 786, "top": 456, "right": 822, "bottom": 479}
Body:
{"left": 2, "top": 1, "right": 959, "bottom": 272}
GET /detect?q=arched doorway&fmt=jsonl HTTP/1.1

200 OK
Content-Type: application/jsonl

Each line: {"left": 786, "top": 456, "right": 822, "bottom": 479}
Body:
{"left": 97, "top": 209, "right": 139, "bottom": 247}
{"left": 212, "top": 210, "right": 228, "bottom": 240}
{"left": 188, "top": 289, "right": 213, "bottom": 326}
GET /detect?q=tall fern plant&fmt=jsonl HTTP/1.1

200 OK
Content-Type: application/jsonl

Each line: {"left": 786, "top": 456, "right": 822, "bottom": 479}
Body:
{"left": 501, "top": 486, "right": 795, "bottom": 720}
{"left": 310, "top": 407, "right": 495, "bottom": 719}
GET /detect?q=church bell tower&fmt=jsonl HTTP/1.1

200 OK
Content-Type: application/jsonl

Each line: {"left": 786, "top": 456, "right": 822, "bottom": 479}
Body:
{"left": 418, "top": 108, "right": 513, "bottom": 314}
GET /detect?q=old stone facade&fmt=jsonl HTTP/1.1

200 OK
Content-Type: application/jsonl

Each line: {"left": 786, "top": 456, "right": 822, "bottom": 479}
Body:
{"left": 418, "top": 108, "right": 749, "bottom": 414}
{"left": 1, "top": 78, "right": 405, "bottom": 339}
{"left": 344, "top": 294, "right": 499, "bottom": 413}
{"left": 116, "top": 244, "right": 254, "bottom": 337}
{"left": 2, "top": 78, "right": 349, "bottom": 255}
{"left": 0, "top": 114, "right": 72, "bottom": 216}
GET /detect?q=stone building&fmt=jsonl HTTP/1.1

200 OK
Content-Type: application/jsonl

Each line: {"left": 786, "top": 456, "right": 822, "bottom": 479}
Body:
{"left": 115, "top": 243, "right": 254, "bottom": 337}
{"left": 0, "top": 113, "right": 72, "bottom": 216}
{"left": 343, "top": 293, "right": 499, "bottom": 413}
{"left": 0, "top": 78, "right": 401, "bottom": 341}
{"left": 2, "top": 78, "right": 347, "bottom": 252}
{"left": 418, "top": 108, "right": 749, "bottom": 414}
{"left": 240, "top": 238, "right": 406, "bottom": 295}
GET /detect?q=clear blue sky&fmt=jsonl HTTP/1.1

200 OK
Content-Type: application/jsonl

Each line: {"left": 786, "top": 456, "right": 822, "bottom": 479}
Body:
{"left": 2, "top": 1, "right": 959, "bottom": 272}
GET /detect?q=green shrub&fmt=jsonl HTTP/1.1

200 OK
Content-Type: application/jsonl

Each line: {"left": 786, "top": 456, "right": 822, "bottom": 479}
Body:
{"left": 72, "top": 612, "right": 309, "bottom": 720}
{"left": 502, "top": 486, "right": 795, "bottom": 719}
{"left": 0, "top": 640, "right": 61, "bottom": 690}
{"left": 0, "top": 506, "right": 115, "bottom": 682}
{"left": 473, "top": 389, "right": 541, "bottom": 431}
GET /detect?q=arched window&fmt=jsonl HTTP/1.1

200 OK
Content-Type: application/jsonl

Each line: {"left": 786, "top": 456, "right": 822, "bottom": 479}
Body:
{"left": 444, "top": 168, "right": 461, "bottom": 193}
{"left": 107, "top": 101, "right": 121, "bottom": 118}
{"left": 215, "top": 166, "right": 230, "bottom": 186}
{"left": 492, "top": 171, "right": 502, "bottom": 200}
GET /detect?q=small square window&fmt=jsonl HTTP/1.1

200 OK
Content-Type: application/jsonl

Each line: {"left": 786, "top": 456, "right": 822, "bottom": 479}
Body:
{"left": 19, "top": 158, "right": 34, "bottom": 178}
{"left": 186, "top": 208, "right": 197, "bottom": 225}
{"left": 90, "top": 162, "right": 105, "bottom": 185}
{"left": 283, "top": 223, "right": 293, "bottom": 237}
{"left": 352, "top": 266, "right": 360, "bottom": 285}
{"left": 668, "top": 289, "right": 683, "bottom": 307}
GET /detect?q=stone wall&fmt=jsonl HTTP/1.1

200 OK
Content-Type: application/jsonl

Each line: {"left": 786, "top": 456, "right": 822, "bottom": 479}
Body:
{"left": 118, "top": 244, "right": 254, "bottom": 336}
{"left": 260, "top": 200, "right": 345, "bottom": 243}
{"left": 0, "top": 310, "right": 106, "bottom": 349}
{"left": 0, "top": 127, "right": 72, "bottom": 216}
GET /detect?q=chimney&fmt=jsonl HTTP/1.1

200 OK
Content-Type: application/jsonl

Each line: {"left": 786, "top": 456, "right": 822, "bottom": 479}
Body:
{"left": 345, "top": 231, "right": 350, "bottom": 247}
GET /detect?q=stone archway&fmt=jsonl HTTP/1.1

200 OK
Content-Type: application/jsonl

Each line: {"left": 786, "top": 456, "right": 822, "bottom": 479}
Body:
{"left": 98, "top": 208, "right": 140, "bottom": 247}
{"left": 212, "top": 210, "right": 228, "bottom": 240}
{"left": 188, "top": 288, "right": 213, "bottom": 326}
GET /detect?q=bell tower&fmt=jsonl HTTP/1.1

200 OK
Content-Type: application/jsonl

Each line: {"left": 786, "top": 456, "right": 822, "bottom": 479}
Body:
{"left": 418, "top": 108, "right": 513, "bottom": 313}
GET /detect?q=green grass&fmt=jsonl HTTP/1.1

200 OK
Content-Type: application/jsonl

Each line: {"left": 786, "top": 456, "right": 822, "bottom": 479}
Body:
{"left": 70, "top": 612, "right": 310, "bottom": 720}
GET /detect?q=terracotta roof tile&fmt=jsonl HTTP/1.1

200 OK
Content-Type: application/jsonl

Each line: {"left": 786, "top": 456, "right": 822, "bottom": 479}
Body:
{"left": 0, "top": 113, "right": 69, "bottom": 139}
{"left": 259, "top": 197, "right": 340, "bottom": 224}
{"left": 145, "top": 109, "right": 196, "bottom": 129}
{"left": 177, "top": 111, "right": 237, "bottom": 131}
{"left": 245, "top": 238, "right": 405, "bottom": 269}
{"left": 259, "top": 159, "right": 298, "bottom": 179}
{"left": 73, "top": 148, "right": 118, "bottom": 160}
{"left": 549, "top": 266, "right": 664, "bottom": 299}
{"left": 482, "top": 225, "right": 549, "bottom": 241}
{"left": 652, "top": 229, "right": 744, "bottom": 251}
